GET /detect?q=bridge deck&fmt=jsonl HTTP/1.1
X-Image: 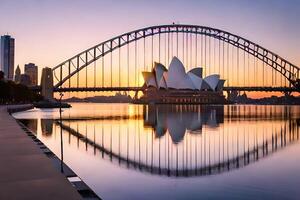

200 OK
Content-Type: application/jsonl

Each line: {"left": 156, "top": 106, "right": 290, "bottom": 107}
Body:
{"left": 48, "top": 86, "right": 299, "bottom": 93}
{"left": 29, "top": 85, "right": 299, "bottom": 93}
{"left": 0, "top": 105, "right": 81, "bottom": 200}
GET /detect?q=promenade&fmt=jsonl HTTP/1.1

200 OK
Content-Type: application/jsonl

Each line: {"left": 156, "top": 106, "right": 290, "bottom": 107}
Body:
{"left": 0, "top": 105, "right": 81, "bottom": 199}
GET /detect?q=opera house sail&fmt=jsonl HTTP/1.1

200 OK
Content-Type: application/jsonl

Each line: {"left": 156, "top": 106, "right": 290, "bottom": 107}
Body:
{"left": 140, "top": 57, "right": 226, "bottom": 104}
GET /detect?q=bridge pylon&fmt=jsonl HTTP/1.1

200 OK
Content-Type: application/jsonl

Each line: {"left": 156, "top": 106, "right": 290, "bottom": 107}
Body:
{"left": 41, "top": 67, "right": 54, "bottom": 101}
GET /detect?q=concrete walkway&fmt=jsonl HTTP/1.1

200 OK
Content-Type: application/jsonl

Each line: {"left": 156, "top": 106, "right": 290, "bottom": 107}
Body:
{"left": 0, "top": 105, "right": 81, "bottom": 200}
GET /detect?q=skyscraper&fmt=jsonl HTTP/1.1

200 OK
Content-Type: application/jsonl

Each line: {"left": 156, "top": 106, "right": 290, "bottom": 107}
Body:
{"left": 0, "top": 35, "right": 15, "bottom": 80}
{"left": 14, "top": 64, "right": 21, "bottom": 83}
{"left": 24, "top": 63, "right": 38, "bottom": 86}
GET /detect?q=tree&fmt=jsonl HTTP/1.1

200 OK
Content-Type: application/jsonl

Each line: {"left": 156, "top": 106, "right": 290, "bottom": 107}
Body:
{"left": 0, "top": 71, "right": 4, "bottom": 81}
{"left": 0, "top": 80, "right": 43, "bottom": 104}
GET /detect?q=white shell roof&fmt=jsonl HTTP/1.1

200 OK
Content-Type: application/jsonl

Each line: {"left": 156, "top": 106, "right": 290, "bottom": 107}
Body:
{"left": 200, "top": 80, "right": 211, "bottom": 90}
{"left": 216, "top": 79, "right": 225, "bottom": 91}
{"left": 204, "top": 74, "right": 220, "bottom": 91}
{"left": 158, "top": 74, "right": 168, "bottom": 89}
{"left": 187, "top": 72, "right": 203, "bottom": 90}
{"left": 166, "top": 57, "right": 195, "bottom": 89}
{"left": 153, "top": 62, "right": 167, "bottom": 88}
{"left": 143, "top": 57, "right": 225, "bottom": 91}
{"left": 142, "top": 72, "right": 157, "bottom": 88}
{"left": 188, "top": 68, "right": 203, "bottom": 78}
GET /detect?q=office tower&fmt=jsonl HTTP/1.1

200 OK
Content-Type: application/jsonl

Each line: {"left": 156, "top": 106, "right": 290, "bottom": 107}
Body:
{"left": 14, "top": 65, "right": 21, "bottom": 83}
{"left": 24, "top": 63, "right": 38, "bottom": 86}
{"left": 0, "top": 35, "right": 15, "bottom": 80}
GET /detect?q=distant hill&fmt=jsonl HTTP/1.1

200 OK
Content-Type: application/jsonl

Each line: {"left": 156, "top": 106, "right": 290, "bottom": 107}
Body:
{"left": 235, "top": 94, "right": 300, "bottom": 105}
{"left": 63, "top": 93, "right": 133, "bottom": 103}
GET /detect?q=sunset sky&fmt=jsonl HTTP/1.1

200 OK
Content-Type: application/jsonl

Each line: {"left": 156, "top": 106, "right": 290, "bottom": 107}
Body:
{"left": 1, "top": 0, "right": 299, "bottom": 97}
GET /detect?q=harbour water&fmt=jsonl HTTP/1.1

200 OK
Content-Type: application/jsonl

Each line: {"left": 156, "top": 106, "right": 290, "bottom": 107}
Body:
{"left": 13, "top": 103, "right": 300, "bottom": 200}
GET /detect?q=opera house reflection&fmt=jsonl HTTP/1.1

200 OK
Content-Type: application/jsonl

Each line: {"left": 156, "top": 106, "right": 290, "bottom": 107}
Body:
{"left": 144, "top": 105, "right": 224, "bottom": 143}
{"left": 18, "top": 105, "right": 300, "bottom": 178}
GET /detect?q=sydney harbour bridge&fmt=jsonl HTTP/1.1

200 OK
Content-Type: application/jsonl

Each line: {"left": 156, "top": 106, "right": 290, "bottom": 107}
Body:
{"left": 36, "top": 24, "right": 300, "bottom": 97}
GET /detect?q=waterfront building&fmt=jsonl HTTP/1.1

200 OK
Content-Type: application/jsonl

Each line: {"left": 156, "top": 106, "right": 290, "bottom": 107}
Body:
{"left": 24, "top": 63, "right": 38, "bottom": 86}
{"left": 0, "top": 35, "right": 15, "bottom": 80}
{"left": 140, "top": 57, "right": 226, "bottom": 104}
{"left": 14, "top": 65, "right": 21, "bottom": 83}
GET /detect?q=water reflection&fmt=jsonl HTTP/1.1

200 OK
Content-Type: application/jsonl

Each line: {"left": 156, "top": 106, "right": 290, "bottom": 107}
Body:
{"left": 145, "top": 105, "right": 224, "bottom": 143}
{"left": 17, "top": 105, "right": 299, "bottom": 178}
{"left": 41, "top": 119, "right": 53, "bottom": 136}
{"left": 21, "top": 119, "right": 38, "bottom": 133}
{"left": 15, "top": 104, "right": 300, "bottom": 199}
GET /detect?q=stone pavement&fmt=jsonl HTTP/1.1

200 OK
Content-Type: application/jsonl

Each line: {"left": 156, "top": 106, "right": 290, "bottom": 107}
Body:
{"left": 0, "top": 105, "right": 81, "bottom": 200}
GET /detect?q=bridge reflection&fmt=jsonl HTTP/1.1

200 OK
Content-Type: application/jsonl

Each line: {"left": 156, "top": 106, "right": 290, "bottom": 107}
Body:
{"left": 24, "top": 105, "right": 300, "bottom": 178}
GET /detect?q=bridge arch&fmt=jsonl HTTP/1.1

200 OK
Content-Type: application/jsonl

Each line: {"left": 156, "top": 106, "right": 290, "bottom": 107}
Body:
{"left": 52, "top": 24, "right": 300, "bottom": 90}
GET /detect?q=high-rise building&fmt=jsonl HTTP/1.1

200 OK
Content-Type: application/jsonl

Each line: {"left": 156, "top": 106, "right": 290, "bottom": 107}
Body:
{"left": 0, "top": 35, "right": 15, "bottom": 80}
{"left": 14, "top": 65, "right": 21, "bottom": 83}
{"left": 24, "top": 63, "right": 38, "bottom": 86}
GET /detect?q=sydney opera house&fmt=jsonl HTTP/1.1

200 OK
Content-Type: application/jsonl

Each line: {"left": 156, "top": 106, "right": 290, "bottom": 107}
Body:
{"left": 140, "top": 57, "right": 226, "bottom": 104}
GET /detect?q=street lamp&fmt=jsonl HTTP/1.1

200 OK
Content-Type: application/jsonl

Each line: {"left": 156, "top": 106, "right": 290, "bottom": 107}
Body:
{"left": 59, "top": 92, "right": 64, "bottom": 173}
